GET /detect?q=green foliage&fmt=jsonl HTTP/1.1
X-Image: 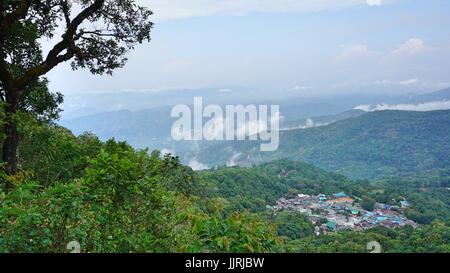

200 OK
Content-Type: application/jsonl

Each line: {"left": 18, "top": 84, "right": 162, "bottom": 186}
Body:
{"left": 19, "top": 78, "right": 64, "bottom": 123}
{"left": 186, "top": 202, "right": 281, "bottom": 253}
{"left": 0, "top": 114, "right": 448, "bottom": 253}
{"left": 17, "top": 115, "right": 100, "bottom": 185}
{"left": 0, "top": 120, "right": 281, "bottom": 253}
{"left": 271, "top": 211, "right": 315, "bottom": 240}
{"left": 361, "top": 197, "right": 376, "bottom": 211}
{"left": 286, "top": 221, "right": 450, "bottom": 253}
{"left": 199, "top": 166, "right": 289, "bottom": 212}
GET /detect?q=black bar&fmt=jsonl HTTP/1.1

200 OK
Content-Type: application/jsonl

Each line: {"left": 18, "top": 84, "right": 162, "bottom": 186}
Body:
{"left": 0, "top": 253, "right": 446, "bottom": 272}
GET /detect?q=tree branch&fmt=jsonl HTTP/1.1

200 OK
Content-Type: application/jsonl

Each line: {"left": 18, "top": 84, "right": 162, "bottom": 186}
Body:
{"left": 60, "top": 0, "right": 72, "bottom": 28}
{"left": 15, "top": 0, "right": 106, "bottom": 89}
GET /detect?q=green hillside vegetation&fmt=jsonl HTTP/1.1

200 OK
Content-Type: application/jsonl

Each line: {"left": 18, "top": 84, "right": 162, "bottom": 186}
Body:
{"left": 285, "top": 222, "right": 450, "bottom": 253}
{"left": 198, "top": 160, "right": 450, "bottom": 252}
{"left": 196, "top": 110, "right": 450, "bottom": 179}
{"left": 0, "top": 113, "right": 281, "bottom": 253}
{"left": 198, "top": 160, "right": 450, "bottom": 225}
{"left": 0, "top": 113, "right": 448, "bottom": 252}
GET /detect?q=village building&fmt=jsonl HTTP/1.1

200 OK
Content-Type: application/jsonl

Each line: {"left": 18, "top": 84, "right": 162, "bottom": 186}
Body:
{"left": 271, "top": 191, "right": 416, "bottom": 232}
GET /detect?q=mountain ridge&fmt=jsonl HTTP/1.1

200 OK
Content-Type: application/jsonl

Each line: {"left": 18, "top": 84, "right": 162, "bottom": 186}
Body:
{"left": 194, "top": 110, "right": 450, "bottom": 179}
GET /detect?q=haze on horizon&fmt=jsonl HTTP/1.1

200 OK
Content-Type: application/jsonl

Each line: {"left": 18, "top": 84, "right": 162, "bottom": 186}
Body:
{"left": 44, "top": 0, "right": 450, "bottom": 101}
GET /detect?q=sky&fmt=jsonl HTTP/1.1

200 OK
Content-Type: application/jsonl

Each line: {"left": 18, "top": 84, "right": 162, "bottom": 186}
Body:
{"left": 45, "top": 0, "right": 450, "bottom": 97}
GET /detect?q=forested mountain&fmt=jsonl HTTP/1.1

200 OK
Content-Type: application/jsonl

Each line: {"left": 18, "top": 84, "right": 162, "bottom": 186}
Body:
{"left": 59, "top": 87, "right": 450, "bottom": 153}
{"left": 59, "top": 106, "right": 174, "bottom": 150}
{"left": 199, "top": 160, "right": 450, "bottom": 224}
{"left": 195, "top": 110, "right": 450, "bottom": 179}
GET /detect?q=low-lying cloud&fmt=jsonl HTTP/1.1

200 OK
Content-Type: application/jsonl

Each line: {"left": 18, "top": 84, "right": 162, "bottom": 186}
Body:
{"left": 188, "top": 159, "right": 209, "bottom": 171}
{"left": 354, "top": 100, "right": 450, "bottom": 112}
{"left": 281, "top": 118, "right": 329, "bottom": 131}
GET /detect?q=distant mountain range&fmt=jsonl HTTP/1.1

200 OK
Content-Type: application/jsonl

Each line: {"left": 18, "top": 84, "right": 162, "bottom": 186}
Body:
{"left": 59, "top": 86, "right": 450, "bottom": 149}
{"left": 59, "top": 88, "right": 450, "bottom": 179}
{"left": 194, "top": 110, "right": 450, "bottom": 180}
{"left": 59, "top": 106, "right": 174, "bottom": 150}
{"left": 61, "top": 87, "right": 450, "bottom": 120}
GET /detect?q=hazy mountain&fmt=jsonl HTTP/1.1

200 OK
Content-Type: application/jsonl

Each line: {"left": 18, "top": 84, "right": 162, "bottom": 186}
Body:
{"left": 59, "top": 106, "right": 174, "bottom": 150}
{"left": 281, "top": 109, "right": 365, "bottom": 130}
{"left": 415, "top": 87, "right": 450, "bottom": 102}
{"left": 194, "top": 110, "right": 450, "bottom": 180}
{"left": 60, "top": 87, "right": 450, "bottom": 120}
{"left": 59, "top": 88, "right": 450, "bottom": 175}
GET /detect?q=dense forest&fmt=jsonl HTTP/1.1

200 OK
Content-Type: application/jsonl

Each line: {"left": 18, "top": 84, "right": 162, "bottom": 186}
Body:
{"left": 0, "top": 113, "right": 282, "bottom": 252}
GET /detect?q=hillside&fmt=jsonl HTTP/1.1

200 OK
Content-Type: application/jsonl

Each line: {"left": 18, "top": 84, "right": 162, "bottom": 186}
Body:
{"left": 195, "top": 110, "right": 450, "bottom": 179}
{"left": 1, "top": 114, "right": 448, "bottom": 253}
{"left": 199, "top": 160, "right": 352, "bottom": 212}
{"left": 199, "top": 159, "right": 449, "bottom": 224}
{"left": 59, "top": 107, "right": 174, "bottom": 150}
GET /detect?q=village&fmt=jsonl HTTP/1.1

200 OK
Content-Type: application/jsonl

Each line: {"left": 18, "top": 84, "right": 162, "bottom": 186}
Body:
{"left": 270, "top": 192, "right": 418, "bottom": 234}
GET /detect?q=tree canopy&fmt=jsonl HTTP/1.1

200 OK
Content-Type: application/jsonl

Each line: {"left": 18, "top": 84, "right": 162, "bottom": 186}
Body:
{"left": 0, "top": 0, "right": 153, "bottom": 176}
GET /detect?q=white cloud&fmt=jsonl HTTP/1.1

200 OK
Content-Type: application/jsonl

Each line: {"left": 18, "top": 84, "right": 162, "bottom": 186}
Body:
{"left": 366, "top": 0, "right": 382, "bottom": 6}
{"left": 354, "top": 100, "right": 450, "bottom": 112}
{"left": 292, "top": 85, "right": 316, "bottom": 91}
{"left": 399, "top": 78, "right": 419, "bottom": 85}
{"left": 227, "top": 152, "right": 242, "bottom": 167}
{"left": 281, "top": 118, "right": 329, "bottom": 131}
{"left": 374, "top": 78, "right": 420, "bottom": 86}
{"left": 391, "top": 38, "right": 430, "bottom": 56}
{"left": 142, "top": 0, "right": 382, "bottom": 20}
{"left": 335, "top": 44, "right": 375, "bottom": 62}
{"left": 188, "top": 159, "right": 209, "bottom": 170}
{"left": 354, "top": 104, "right": 372, "bottom": 112}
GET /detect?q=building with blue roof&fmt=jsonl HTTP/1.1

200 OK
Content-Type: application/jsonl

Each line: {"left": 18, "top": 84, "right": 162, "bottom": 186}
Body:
{"left": 333, "top": 192, "right": 347, "bottom": 198}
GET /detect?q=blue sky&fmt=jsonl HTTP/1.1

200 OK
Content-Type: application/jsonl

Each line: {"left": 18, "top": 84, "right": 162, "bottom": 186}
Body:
{"left": 46, "top": 0, "right": 450, "bottom": 96}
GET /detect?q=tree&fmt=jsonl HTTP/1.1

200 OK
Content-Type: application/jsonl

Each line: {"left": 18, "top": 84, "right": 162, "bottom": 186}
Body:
{"left": 274, "top": 211, "right": 314, "bottom": 240}
{"left": 361, "top": 197, "right": 376, "bottom": 211}
{"left": 0, "top": 0, "right": 153, "bottom": 178}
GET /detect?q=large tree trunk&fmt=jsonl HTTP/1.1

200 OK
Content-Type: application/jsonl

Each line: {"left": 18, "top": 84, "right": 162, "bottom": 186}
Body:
{"left": 2, "top": 118, "right": 19, "bottom": 176}
{"left": 2, "top": 87, "right": 21, "bottom": 178}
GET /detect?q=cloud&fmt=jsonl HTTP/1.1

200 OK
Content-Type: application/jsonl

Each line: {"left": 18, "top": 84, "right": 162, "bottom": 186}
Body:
{"left": 188, "top": 159, "right": 209, "bottom": 170}
{"left": 366, "top": 0, "right": 382, "bottom": 6}
{"left": 143, "top": 0, "right": 383, "bottom": 20}
{"left": 374, "top": 78, "right": 420, "bottom": 86}
{"left": 399, "top": 78, "right": 419, "bottom": 85}
{"left": 354, "top": 100, "right": 450, "bottom": 112}
{"left": 227, "top": 152, "right": 242, "bottom": 167}
{"left": 391, "top": 38, "right": 430, "bottom": 56}
{"left": 281, "top": 118, "right": 329, "bottom": 131}
{"left": 335, "top": 44, "right": 375, "bottom": 62}
{"left": 292, "top": 85, "right": 316, "bottom": 91}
